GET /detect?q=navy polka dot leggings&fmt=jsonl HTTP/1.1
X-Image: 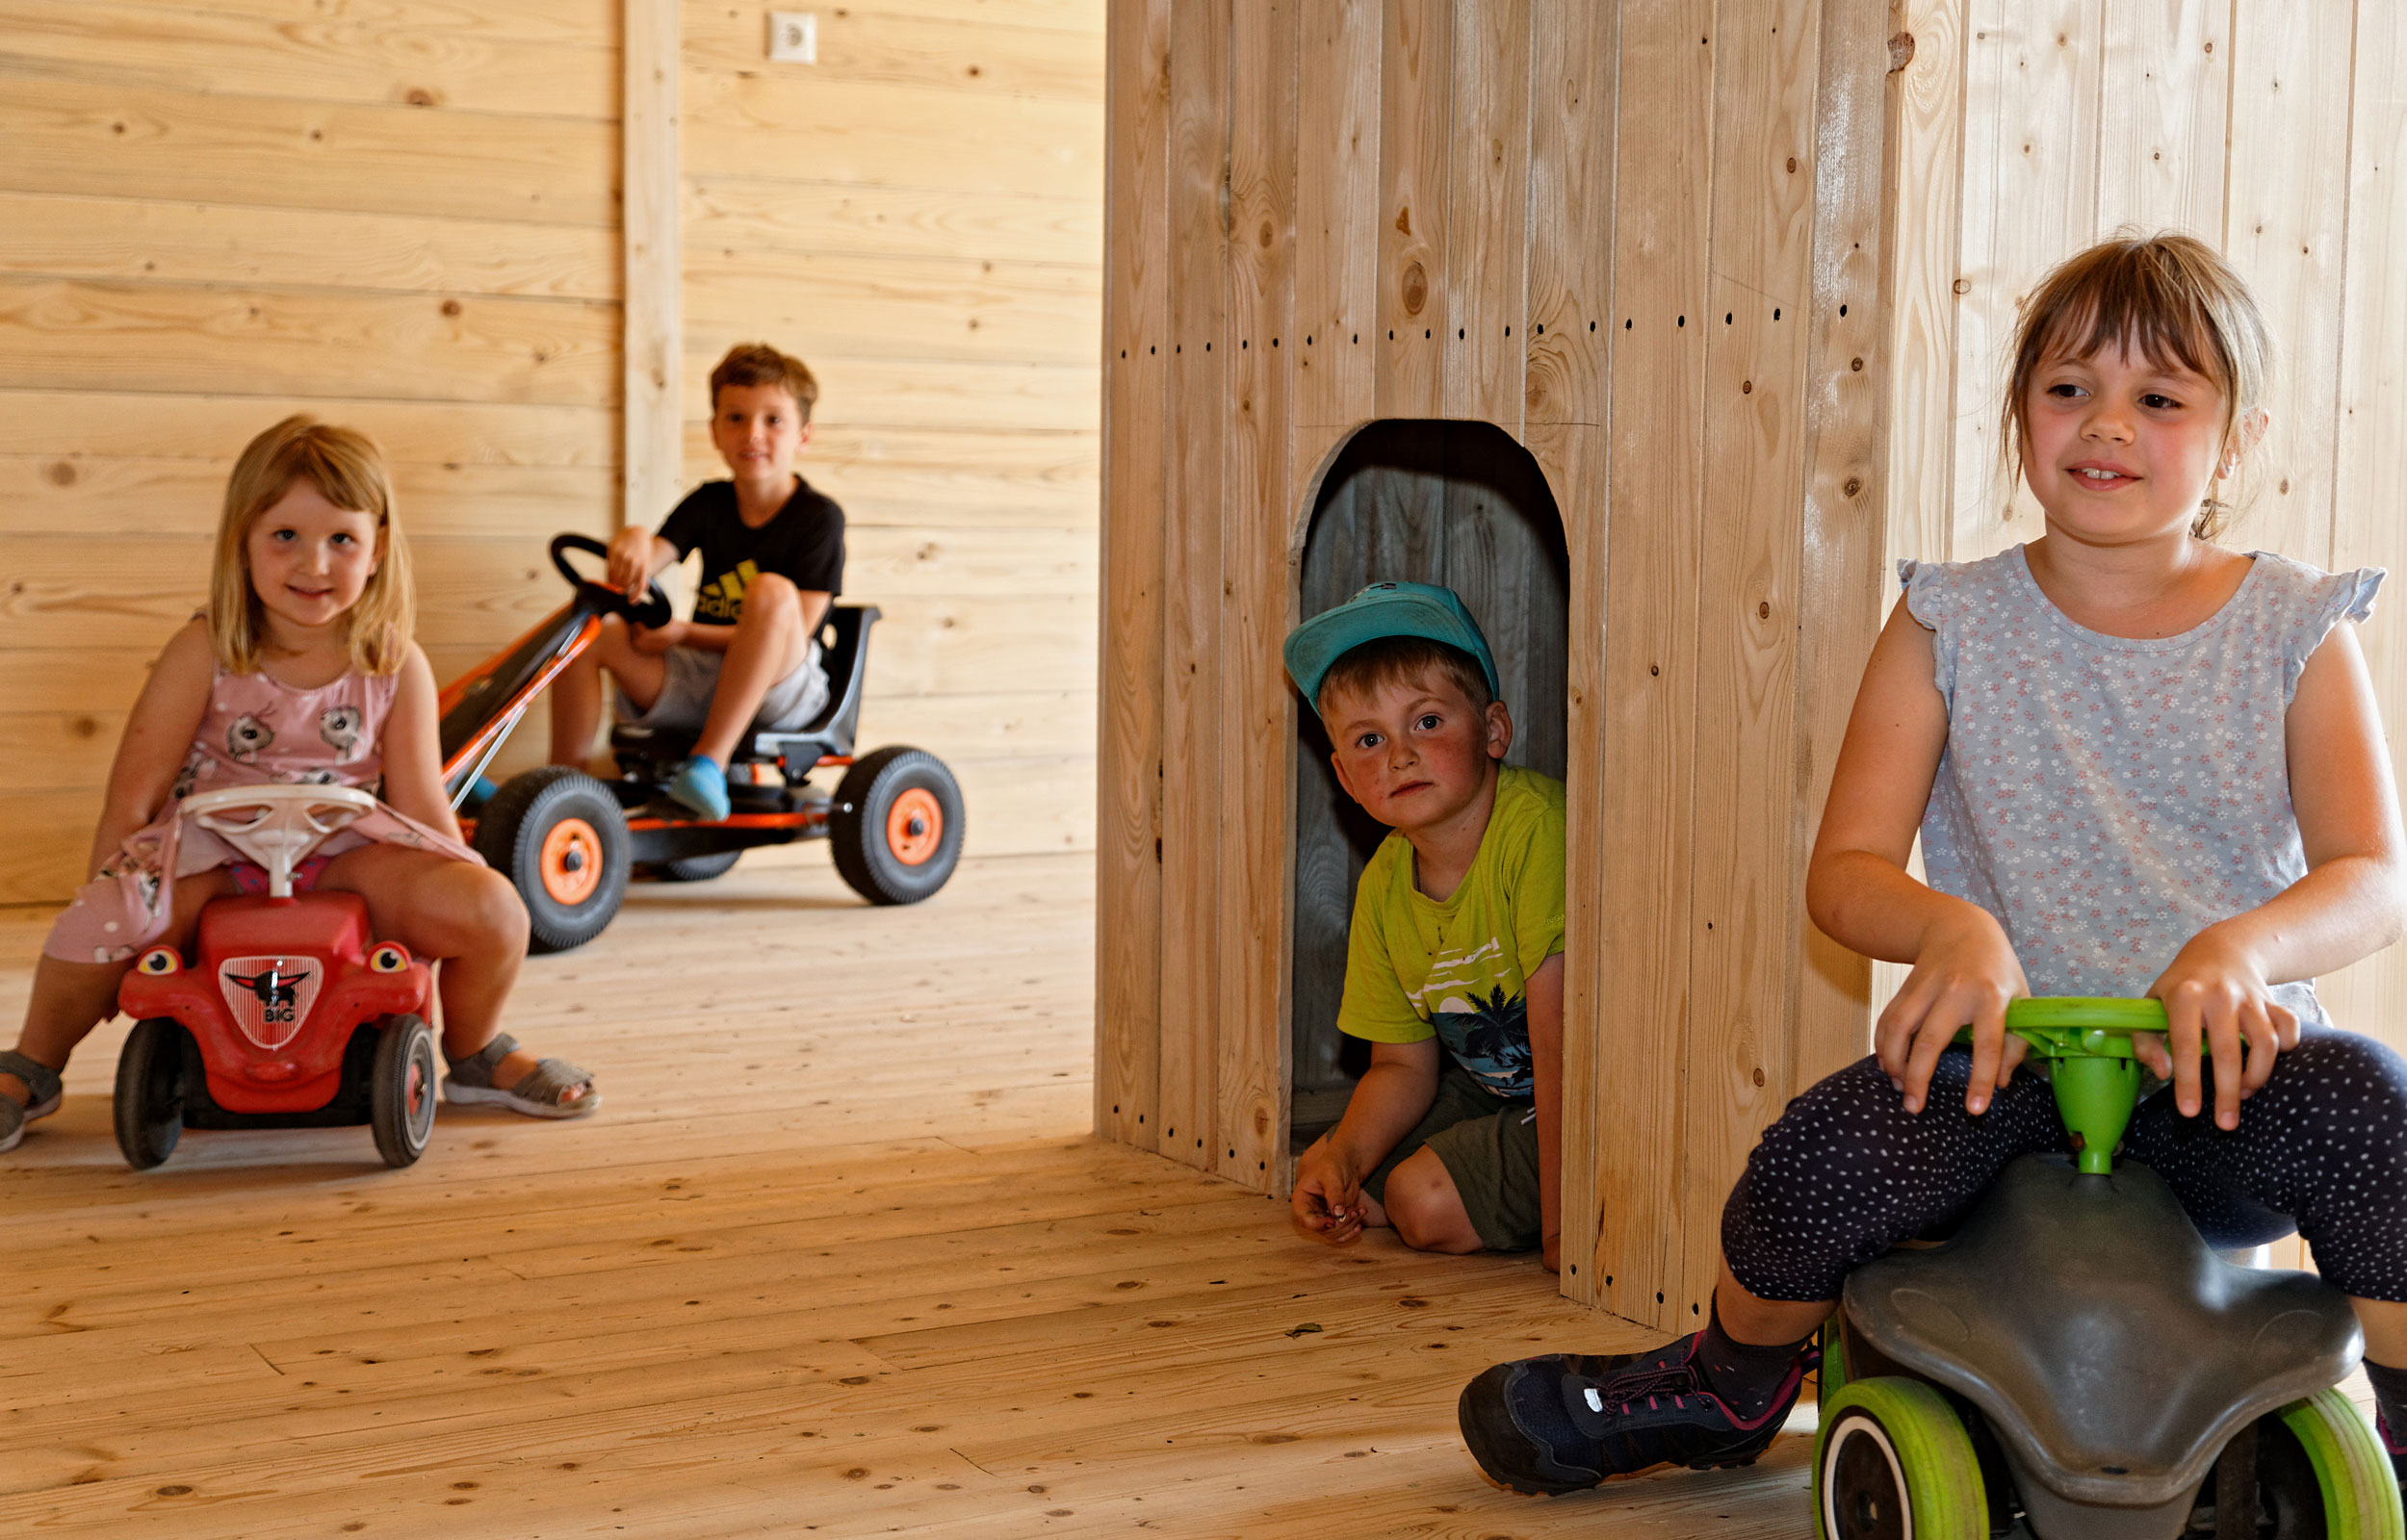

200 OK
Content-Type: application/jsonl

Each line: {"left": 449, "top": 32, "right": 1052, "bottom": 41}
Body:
{"left": 1721, "top": 1025, "right": 2407, "bottom": 1303}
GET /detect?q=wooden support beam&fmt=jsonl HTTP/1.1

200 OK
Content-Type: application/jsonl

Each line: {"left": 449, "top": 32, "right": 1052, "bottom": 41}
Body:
{"left": 623, "top": 0, "right": 682, "bottom": 527}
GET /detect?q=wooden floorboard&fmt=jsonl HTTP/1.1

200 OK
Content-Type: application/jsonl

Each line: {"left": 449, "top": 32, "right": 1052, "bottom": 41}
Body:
{"left": 0, "top": 850, "right": 1822, "bottom": 1536}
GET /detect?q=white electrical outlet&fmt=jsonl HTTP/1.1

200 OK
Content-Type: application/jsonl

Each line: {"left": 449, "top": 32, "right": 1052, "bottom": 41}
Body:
{"left": 767, "top": 11, "right": 816, "bottom": 64}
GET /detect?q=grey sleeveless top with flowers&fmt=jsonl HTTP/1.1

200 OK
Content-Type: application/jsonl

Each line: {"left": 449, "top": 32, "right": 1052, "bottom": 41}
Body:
{"left": 1902, "top": 546, "right": 2384, "bottom": 1029}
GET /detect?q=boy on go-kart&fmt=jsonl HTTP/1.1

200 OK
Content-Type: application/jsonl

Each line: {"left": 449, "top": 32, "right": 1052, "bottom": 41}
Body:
{"left": 546, "top": 342, "right": 845, "bottom": 822}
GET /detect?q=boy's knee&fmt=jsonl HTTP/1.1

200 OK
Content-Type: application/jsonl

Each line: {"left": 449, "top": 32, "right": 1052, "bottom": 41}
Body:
{"left": 1385, "top": 1157, "right": 1479, "bottom": 1253}
{"left": 739, "top": 573, "right": 801, "bottom": 625}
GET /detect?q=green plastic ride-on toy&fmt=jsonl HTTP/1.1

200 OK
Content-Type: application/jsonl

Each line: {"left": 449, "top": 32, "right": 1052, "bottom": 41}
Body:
{"left": 1813, "top": 997, "right": 2405, "bottom": 1540}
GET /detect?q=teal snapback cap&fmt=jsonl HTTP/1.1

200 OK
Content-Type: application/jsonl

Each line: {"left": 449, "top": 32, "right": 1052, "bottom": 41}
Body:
{"left": 1282, "top": 581, "right": 1500, "bottom": 714}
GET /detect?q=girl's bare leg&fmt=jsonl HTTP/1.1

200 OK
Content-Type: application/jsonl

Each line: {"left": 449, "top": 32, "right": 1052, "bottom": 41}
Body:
{"left": 1714, "top": 1257, "right": 1832, "bottom": 1346}
{"left": 4, "top": 868, "right": 239, "bottom": 1109}
{"left": 319, "top": 844, "right": 587, "bottom": 1103}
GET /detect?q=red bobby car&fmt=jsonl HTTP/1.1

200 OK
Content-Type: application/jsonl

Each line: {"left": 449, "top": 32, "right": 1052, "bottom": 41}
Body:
{"left": 112, "top": 784, "right": 440, "bottom": 1170}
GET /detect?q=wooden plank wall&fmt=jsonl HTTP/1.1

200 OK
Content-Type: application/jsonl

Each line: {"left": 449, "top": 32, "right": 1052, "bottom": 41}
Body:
{"left": 676, "top": 0, "right": 1106, "bottom": 860}
{"left": 0, "top": 0, "right": 624, "bottom": 905}
{"left": 1881, "top": 0, "right": 2407, "bottom": 1060}
{"left": 1096, "top": 0, "right": 1891, "bottom": 1333}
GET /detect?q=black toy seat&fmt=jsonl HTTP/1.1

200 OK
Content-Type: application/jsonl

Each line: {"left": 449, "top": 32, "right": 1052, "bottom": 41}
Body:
{"left": 1844, "top": 1153, "right": 2359, "bottom": 1539}
{"left": 610, "top": 604, "right": 880, "bottom": 776}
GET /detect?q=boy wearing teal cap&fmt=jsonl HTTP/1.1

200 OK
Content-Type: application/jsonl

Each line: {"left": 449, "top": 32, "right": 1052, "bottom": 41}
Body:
{"left": 1284, "top": 582, "right": 1567, "bottom": 1268}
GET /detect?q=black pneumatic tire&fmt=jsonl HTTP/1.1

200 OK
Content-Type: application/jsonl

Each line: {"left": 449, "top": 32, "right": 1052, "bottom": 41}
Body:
{"left": 655, "top": 850, "right": 741, "bottom": 883}
{"left": 370, "top": 1014, "right": 437, "bottom": 1168}
{"left": 114, "top": 1017, "right": 187, "bottom": 1169}
{"left": 475, "top": 766, "right": 632, "bottom": 954}
{"left": 829, "top": 746, "right": 965, "bottom": 905}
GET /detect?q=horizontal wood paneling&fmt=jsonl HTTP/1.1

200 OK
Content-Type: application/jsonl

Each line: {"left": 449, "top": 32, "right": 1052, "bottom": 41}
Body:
{"left": 0, "top": 0, "right": 615, "bottom": 119}
{"left": 0, "top": 192, "right": 618, "bottom": 300}
{"left": 0, "top": 75, "right": 617, "bottom": 227}
{"left": 0, "top": 390, "right": 614, "bottom": 465}
{"left": 683, "top": 72, "right": 1102, "bottom": 205}
{"left": 683, "top": 250, "right": 1101, "bottom": 368}
{"left": 0, "top": 279, "right": 616, "bottom": 406}
{"left": 686, "top": 176, "right": 1100, "bottom": 270}
{"left": 684, "top": 3, "right": 1102, "bottom": 102}
{"left": 0, "top": 454, "right": 616, "bottom": 539}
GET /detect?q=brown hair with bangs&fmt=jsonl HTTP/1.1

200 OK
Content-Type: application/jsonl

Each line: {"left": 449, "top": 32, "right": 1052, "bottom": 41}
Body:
{"left": 210, "top": 415, "right": 414, "bottom": 676}
{"left": 709, "top": 342, "right": 820, "bottom": 422}
{"left": 1316, "top": 635, "right": 1494, "bottom": 719}
{"left": 2002, "top": 231, "right": 2272, "bottom": 539}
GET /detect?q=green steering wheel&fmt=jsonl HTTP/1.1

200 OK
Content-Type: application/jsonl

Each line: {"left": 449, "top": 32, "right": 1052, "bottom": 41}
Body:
{"left": 1952, "top": 998, "right": 2197, "bottom": 1175}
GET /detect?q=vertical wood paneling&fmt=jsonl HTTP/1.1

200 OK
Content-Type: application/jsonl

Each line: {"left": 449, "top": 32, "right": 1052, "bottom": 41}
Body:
{"left": 1294, "top": 0, "right": 1379, "bottom": 431}
{"left": 2096, "top": 0, "right": 2231, "bottom": 237}
{"left": 1441, "top": 1, "right": 1531, "bottom": 433}
{"left": 1882, "top": 0, "right": 1968, "bottom": 577}
{"left": 1096, "top": 0, "right": 1172, "bottom": 1151}
{"left": 1522, "top": 0, "right": 1616, "bottom": 431}
{"left": 1155, "top": 0, "right": 1231, "bottom": 1172}
{"left": 2321, "top": 0, "right": 2407, "bottom": 1054}
{"left": 2221, "top": 0, "right": 2353, "bottom": 567}
{"left": 1794, "top": 0, "right": 1896, "bottom": 1086}
{"left": 1374, "top": 0, "right": 1450, "bottom": 418}
{"left": 1954, "top": 0, "right": 2105, "bottom": 554}
{"left": 1677, "top": 0, "right": 1825, "bottom": 1324}
{"left": 623, "top": 0, "right": 681, "bottom": 531}
{"left": 1218, "top": 0, "right": 1299, "bottom": 1185}
{"left": 1591, "top": 0, "right": 1716, "bottom": 1328}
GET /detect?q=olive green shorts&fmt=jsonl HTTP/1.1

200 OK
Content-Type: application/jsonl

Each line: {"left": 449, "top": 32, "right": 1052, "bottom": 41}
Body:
{"left": 1361, "top": 1058, "right": 1541, "bottom": 1252}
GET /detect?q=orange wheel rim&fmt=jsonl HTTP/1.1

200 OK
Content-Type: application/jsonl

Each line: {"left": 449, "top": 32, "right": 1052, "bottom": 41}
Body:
{"left": 885, "top": 788, "right": 943, "bottom": 866}
{"left": 539, "top": 817, "right": 603, "bottom": 904}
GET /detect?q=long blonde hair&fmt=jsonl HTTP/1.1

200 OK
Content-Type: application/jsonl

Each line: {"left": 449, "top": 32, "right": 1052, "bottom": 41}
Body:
{"left": 2001, "top": 232, "right": 2274, "bottom": 540}
{"left": 210, "top": 416, "right": 414, "bottom": 676}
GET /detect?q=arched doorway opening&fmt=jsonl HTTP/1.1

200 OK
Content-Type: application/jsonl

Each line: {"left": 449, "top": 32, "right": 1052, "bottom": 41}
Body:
{"left": 1290, "top": 420, "right": 1571, "bottom": 1146}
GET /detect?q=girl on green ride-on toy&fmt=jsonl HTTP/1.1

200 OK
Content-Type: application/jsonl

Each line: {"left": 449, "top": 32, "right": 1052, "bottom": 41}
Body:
{"left": 1461, "top": 233, "right": 2407, "bottom": 1500}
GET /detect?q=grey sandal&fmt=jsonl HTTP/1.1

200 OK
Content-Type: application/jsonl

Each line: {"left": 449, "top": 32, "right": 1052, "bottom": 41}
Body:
{"left": 0, "top": 1050, "right": 65, "bottom": 1153}
{"left": 441, "top": 1034, "right": 599, "bottom": 1119}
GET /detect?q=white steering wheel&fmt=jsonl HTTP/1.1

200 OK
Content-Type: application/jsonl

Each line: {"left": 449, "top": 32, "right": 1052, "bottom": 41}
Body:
{"left": 182, "top": 783, "right": 375, "bottom": 898}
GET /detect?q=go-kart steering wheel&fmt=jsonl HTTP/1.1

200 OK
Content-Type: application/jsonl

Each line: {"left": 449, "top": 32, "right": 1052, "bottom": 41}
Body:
{"left": 550, "top": 533, "right": 674, "bottom": 629}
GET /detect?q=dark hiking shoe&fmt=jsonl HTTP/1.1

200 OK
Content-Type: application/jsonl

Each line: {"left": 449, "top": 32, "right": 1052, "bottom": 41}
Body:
{"left": 1457, "top": 1330, "right": 1810, "bottom": 1495}
{"left": 2380, "top": 1411, "right": 2407, "bottom": 1505}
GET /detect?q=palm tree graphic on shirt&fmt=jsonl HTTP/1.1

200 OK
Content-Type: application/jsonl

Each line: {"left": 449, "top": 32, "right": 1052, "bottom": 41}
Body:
{"left": 1435, "top": 984, "right": 1533, "bottom": 1092}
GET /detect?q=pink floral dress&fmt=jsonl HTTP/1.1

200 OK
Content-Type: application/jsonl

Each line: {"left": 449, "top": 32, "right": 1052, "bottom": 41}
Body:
{"left": 45, "top": 664, "right": 480, "bottom": 964}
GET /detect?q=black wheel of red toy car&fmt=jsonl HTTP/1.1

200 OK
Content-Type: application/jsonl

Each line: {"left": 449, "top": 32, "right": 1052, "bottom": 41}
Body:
{"left": 371, "top": 1014, "right": 437, "bottom": 1168}
{"left": 476, "top": 767, "right": 631, "bottom": 954}
{"left": 114, "top": 1017, "right": 186, "bottom": 1169}
{"left": 654, "top": 849, "right": 741, "bottom": 883}
{"left": 830, "top": 746, "right": 964, "bottom": 905}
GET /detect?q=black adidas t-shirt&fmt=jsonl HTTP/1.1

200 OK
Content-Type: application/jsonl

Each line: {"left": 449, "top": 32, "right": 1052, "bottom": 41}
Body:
{"left": 656, "top": 477, "right": 845, "bottom": 625}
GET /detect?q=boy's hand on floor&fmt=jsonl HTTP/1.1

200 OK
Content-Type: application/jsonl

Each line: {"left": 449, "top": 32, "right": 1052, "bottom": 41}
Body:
{"left": 1292, "top": 1141, "right": 1366, "bottom": 1245}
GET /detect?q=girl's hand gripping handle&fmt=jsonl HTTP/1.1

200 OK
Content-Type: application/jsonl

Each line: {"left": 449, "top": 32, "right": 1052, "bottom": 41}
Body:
{"left": 2141, "top": 929, "right": 2300, "bottom": 1130}
{"left": 1876, "top": 903, "right": 2033, "bottom": 1116}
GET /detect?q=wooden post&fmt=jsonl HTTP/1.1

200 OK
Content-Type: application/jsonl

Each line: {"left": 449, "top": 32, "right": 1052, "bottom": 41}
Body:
{"left": 623, "top": 0, "right": 682, "bottom": 527}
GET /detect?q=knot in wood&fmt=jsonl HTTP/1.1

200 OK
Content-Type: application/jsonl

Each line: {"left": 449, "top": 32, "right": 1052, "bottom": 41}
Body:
{"left": 1401, "top": 261, "right": 1428, "bottom": 316}
{"left": 1888, "top": 31, "right": 1917, "bottom": 73}
{"left": 1843, "top": 476, "right": 1864, "bottom": 499}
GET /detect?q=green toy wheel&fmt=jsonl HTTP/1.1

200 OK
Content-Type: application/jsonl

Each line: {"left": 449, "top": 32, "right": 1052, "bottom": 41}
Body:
{"left": 1817, "top": 1308, "right": 1851, "bottom": 1408}
{"left": 2274, "top": 1387, "right": 2406, "bottom": 1540}
{"left": 1813, "top": 1377, "right": 1987, "bottom": 1540}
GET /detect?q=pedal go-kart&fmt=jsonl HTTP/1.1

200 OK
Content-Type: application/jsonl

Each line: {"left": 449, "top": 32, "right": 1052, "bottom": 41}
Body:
{"left": 1814, "top": 997, "right": 2404, "bottom": 1540}
{"left": 113, "top": 784, "right": 440, "bottom": 1170}
{"left": 435, "top": 533, "right": 966, "bottom": 953}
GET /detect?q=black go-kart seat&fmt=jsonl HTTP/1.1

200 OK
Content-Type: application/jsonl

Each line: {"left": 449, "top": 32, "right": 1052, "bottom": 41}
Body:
{"left": 611, "top": 604, "right": 880, "bottom": 781}
{"left": 1843, "top": 1152, "right": 2360, "bottom": 1538}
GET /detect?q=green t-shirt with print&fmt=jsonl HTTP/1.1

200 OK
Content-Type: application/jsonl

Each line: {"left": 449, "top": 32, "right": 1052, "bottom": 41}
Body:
{"left": 1336, "top": 764, "right": 1566, "bottom": 1098}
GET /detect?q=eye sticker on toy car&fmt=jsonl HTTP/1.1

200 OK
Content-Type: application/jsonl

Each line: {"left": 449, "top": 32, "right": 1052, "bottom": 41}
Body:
{"left": 219, "top": 956, "right": 322, "bottom": 1050}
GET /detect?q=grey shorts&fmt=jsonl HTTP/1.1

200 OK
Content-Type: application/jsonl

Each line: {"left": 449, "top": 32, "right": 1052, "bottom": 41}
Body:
{"left": 1362, "top": 1057, "right": 1542, "bottom": 1252}
{"left": 618, "top": 643, "right": 830, "bottom": 737}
